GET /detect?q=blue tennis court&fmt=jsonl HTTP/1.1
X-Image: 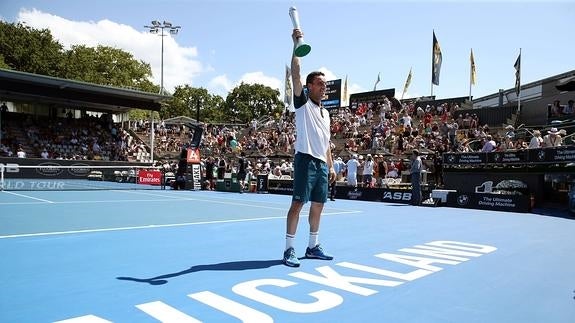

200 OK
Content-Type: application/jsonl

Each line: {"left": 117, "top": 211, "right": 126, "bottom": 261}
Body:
{"left": 1, "top": 189, "right": 574, "bottom": 323}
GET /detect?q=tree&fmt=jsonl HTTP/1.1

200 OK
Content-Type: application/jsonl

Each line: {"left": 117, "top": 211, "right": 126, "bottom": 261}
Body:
{"left": 61, "top": 45, "right": 154, "bottom": 90}
{"left": 0, "top": 54, "right": 9, "bottom": 69}
{"left": 161, "top": 85, "right": 225, "bottom": 123}
{"left": 0, "top": 21, "right": 64, "bottom": 76}
{"left": 224, "top": 83, "right": 283, "bottom": 123}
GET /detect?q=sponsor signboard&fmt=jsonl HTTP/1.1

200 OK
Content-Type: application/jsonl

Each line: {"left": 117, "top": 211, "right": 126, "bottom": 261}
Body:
{"left": 137, "top": 169, "right": 162, "bottom": 186}
{"left": 191, "top": 164, "right": 202, "bottom": 190}
{"left": 266, "top": 180, "right": 420, "bottom": 204}
{"left": 446, "top": 192, "right": 529, "bottom": 213}
{"left": 257, "top": 174, "right": 269, "bottom": 193}
{"left": 444, "top": 147, "right": 575, "bottom": 167}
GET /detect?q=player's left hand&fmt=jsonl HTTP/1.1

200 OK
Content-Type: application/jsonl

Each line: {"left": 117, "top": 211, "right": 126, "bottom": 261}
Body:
{"left": 329, "top": 167, "right": 336, "bottom": 184}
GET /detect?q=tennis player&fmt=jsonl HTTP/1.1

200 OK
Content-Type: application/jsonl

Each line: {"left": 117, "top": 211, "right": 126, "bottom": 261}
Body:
{"left": 282, "top": 28, "right": 336, "bottom": 267}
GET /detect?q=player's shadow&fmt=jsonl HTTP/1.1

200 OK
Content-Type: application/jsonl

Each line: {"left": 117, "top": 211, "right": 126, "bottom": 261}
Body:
{"left": 117, "top": 259, "right": 283, "bottom": 285}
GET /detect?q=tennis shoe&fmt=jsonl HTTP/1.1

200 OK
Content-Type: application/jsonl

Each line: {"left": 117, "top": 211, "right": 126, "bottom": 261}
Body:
{"left": 305, "top": 244, "right": 334, "bottom": 260}
{"left": 282, "top": 247, "right": 300, "bottom": 267}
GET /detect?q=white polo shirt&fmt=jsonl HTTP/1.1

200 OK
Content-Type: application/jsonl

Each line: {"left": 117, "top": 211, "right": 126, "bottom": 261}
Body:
{"left": 294, "top": 91, "right": 331, "bottom": 162}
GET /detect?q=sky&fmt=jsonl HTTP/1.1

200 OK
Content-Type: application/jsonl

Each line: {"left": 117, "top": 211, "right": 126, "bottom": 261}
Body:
{"left": 1, "top": 0, "right": 574, "bottom": 103}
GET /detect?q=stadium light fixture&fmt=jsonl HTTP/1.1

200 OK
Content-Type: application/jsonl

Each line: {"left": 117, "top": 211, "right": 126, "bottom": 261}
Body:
{"left": 144, "top": 20, "right": 181, "bottom": 95}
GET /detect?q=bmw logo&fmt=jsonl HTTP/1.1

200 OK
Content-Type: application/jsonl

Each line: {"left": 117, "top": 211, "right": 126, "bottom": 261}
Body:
{"left": 457, "top": 194, "right": 469, "bottom": 206}
{"left": 537, "top": 150, "right": 545, "bottom": 161}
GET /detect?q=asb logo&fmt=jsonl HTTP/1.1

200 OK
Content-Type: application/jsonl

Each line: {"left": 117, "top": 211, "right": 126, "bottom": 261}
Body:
{"left": 382, "top": 191, "right": 412, "bottom": 201}
{"left": 0, "top": 163, "right": 19, "bottom": 173}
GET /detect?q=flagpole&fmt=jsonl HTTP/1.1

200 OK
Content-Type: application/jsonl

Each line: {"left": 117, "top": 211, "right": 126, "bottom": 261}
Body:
{"left": 469, "top": 48, "right": 472, "bottom": 102}
{"left": 431, "top": 30, "right": 434, "bottom": 97}
{"left": 517, "top": 48, "right": 522, "bottom": 117}
{"left": 402, "top": 67, "right": 412, "bottom": 100}
{"left": 343, "top": 74, "right": 348, "bottom": 106}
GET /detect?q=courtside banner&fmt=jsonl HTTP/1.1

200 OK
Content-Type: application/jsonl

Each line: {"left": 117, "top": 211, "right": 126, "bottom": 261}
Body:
{"left": 443, "top": 152, "right": 487, "bottom": 166}
{"left": 266, "top": 180, "right": 425, "bottom": 203}
{"left": 528, "top": 146, "right": 575, "bottom": 163}
{"left": 137, "top": 169, "right": 162, "bottom": 185}
{"left": 487, "top": 150, "right": 528, "bottom": 164}
{"left": 444, "top": 147, "right": 575, "bottom": 167}
{"left": 191, "top": 164, "right": 202, "bottom": 190}
{"left": 446, "top": 192, "right": 529, "bottom": 213}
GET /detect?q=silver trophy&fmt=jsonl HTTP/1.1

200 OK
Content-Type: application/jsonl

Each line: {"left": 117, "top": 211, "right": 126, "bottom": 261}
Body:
{"left": 289, "top": 6, "right": 311, "bottom": 57}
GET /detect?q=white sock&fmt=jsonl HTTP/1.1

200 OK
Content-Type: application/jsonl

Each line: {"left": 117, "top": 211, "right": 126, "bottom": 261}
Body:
{"left": 285, "top": 234, "right": 295, "bottom": 251}
{"left": 308, "top": 231, "right": 319, "bottom": 249}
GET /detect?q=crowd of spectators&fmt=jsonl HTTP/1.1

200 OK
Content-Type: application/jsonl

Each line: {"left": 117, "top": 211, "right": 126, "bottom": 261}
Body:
{"left": 2, "top": 95, "right": 573, "bottom": 190}
{"left": 0, "top": 111, "right": 148, "bottom": 161}
{"left": 127, "top": 95, "right": 574, "bottom": 189}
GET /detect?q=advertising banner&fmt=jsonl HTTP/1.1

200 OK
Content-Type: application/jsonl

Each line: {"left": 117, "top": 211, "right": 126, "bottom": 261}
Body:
{"left": 137, "top": 169, "right": 162, "bottom": 186}
{"left": 444, "top": 147, "right": 575, "bottom": 167}
{"left": 446, "top": 192, "right": 529, "bottom": 213}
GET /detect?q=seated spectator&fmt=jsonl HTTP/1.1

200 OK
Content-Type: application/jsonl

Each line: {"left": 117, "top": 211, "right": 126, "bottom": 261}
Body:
{"left": 528, "top": 130, "right": 543, "bottom": 149}
{"left": 386, "top": 164, "right": 399, "bottom": 178}
{"left": 481, "top": 135, "right": 497, "bottom": 152}
{"left": 16, "top": 147, "right": 26, "bottom": 158}
{"left": 499, "top": 135, "right": 515, "bottom": 151}
{"left": 543, "top": 127, "right": 562, "bottom": 147}
{"left": 551, "top": 100, "right": 563, "bottom": 116}
{"left": 563, "top": 100, "right": 574, "bottom": 115}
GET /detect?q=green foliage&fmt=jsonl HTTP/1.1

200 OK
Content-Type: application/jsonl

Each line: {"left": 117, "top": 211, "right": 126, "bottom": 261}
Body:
{"left": 0, "top": 21, "right": 286, "bottom": 123}
{"left": 128, "top": 109, "right": 159, "bottom": 121}
{"left": 161, "top": 85, "right": 225, "bottom": 123}
{"left": 0, "top": 54, "right": 9, "bottom": 69}
{"left": 224, "top": 83, "right": 284, "bottom": 123}
{"left": 60, "top": 45, "right": 153, "bottom": 90}
{"left": 0, "top": 21, "right": 64, "bottom": 75}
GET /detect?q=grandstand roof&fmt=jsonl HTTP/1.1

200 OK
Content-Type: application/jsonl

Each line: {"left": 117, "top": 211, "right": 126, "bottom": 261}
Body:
{"left": 0, "top": 68, "right": 167, "bottom": 113}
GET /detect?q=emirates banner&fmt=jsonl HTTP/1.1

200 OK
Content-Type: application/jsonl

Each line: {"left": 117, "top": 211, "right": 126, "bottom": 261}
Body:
{"left": 137, "top": 169, "right": 162, "bottom": 186}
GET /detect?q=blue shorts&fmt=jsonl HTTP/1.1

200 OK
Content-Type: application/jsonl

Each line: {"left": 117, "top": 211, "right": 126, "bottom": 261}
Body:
{"left": 292, "top": 153, "right": 328, "bottom": 204}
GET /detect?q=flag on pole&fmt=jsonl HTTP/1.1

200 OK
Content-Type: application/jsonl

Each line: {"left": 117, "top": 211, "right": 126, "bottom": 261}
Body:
{"left": 514, "top": 53, "right": 521, "bottom": 96}
{"left": 343, "top": 75, "right": 348, "bottom": 106}
{"left": 432, "top": 31, "right": 442, "bottom": 86}
{"left": 402, "top": 68, "right": 412, "bottom": 99}
{"left": 470, "top": 49, "right": 476, "bottom": 85}
{"left": 284, "top": 65, "right": 294, "bottom": 111}
{"left": 373, "top": 72, "right": 380, "bottom": 91}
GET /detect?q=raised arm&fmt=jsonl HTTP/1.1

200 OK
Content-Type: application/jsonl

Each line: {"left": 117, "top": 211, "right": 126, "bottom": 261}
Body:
{"left": 291, "top": 29, "right": 303, "bottom": 97}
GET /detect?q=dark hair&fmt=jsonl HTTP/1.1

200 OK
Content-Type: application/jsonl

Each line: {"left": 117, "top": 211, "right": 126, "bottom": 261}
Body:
{"left": 306, "top": 71, "right": 325, "bottom": 86}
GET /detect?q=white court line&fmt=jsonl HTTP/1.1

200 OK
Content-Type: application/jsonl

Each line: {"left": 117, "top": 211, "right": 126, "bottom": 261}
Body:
{"left": 1, "top": 191, "right": 54, "bottom": 203}
{"left": 0, "top": 210, "right": 361, "bottom": 239}
{"left": 118, "top": 190, "right": 360, "bottom": 213}
{"left": 0, "top": 195, "right": 363, "bottom": 215}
